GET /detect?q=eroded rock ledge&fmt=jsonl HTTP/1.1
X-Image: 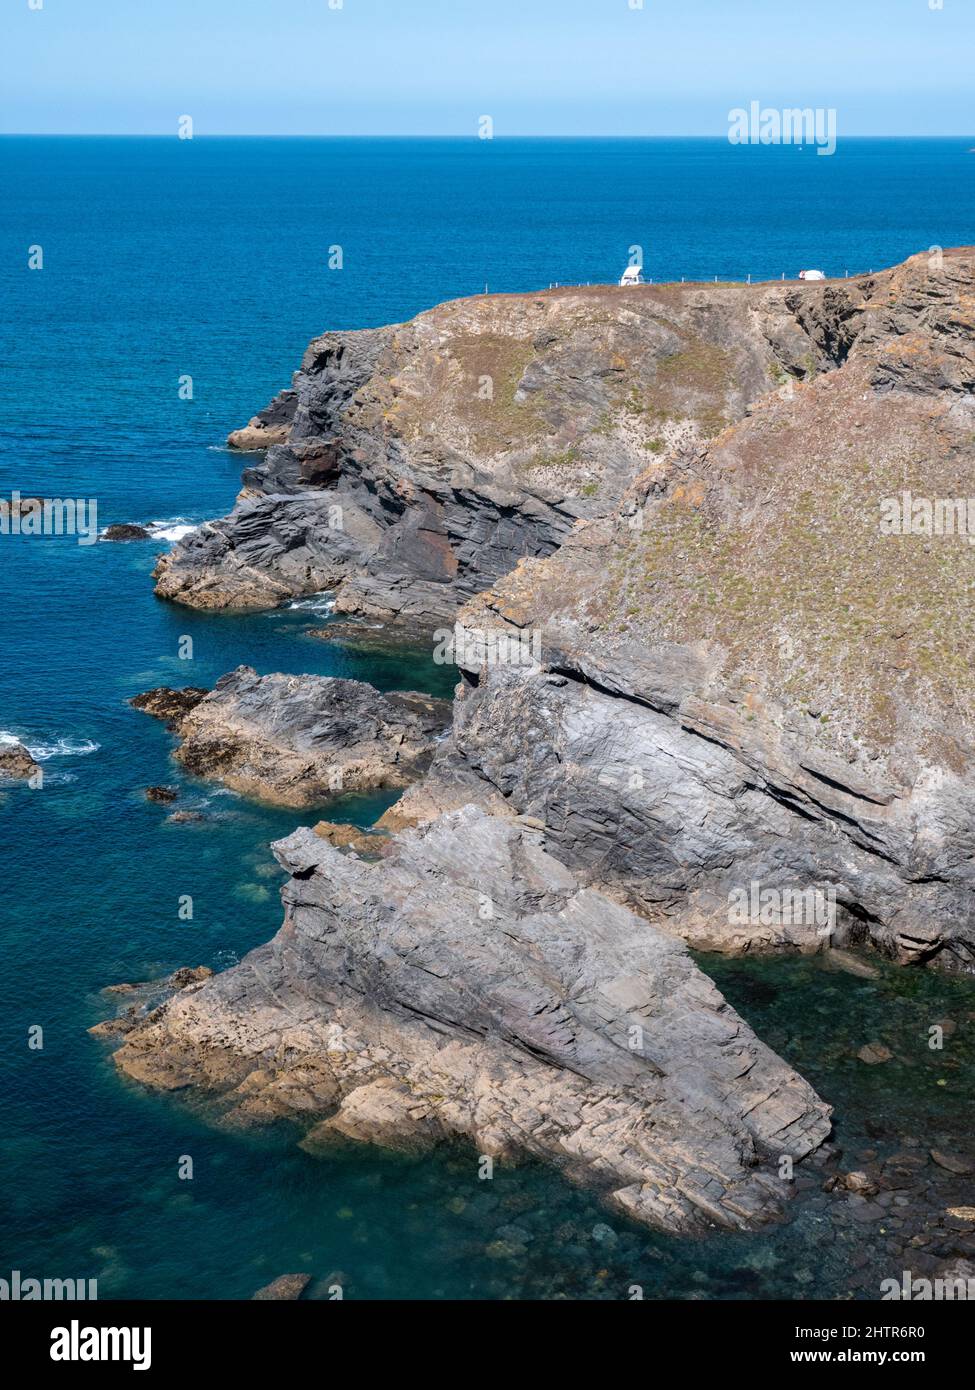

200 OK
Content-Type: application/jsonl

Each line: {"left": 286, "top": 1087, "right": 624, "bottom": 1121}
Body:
{"left": 113, "top": 807, "right": 832, "bottom": 1235}
{"left": 134, "top": 666, "right": 451, "bottom": 807}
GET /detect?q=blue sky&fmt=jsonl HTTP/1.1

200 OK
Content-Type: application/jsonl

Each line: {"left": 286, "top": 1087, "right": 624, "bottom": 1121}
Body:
{"left": 4, "top": 0, "right": 973, "bottom": 136}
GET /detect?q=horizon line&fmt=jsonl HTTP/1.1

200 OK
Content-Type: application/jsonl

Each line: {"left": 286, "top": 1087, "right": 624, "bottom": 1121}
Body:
{"left": 2, "top": 131, "right": 974, "bottom": 141}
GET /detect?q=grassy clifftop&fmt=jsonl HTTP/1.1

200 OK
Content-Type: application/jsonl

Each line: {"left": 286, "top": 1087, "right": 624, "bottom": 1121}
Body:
{"left": 462, "top": 250, "right": 975, "bottom": 772}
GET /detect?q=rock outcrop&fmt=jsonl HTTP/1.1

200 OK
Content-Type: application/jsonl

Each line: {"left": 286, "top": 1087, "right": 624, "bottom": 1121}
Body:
{"left": 153, "top": 493, "right": 383, "bottom": 612}
{"left": 117, "top": 252, "right": 975, "bottom": 1248}
{"left": 227, "top": 388, "right": 298, "bottom": 451}
{"left": 113, "top": 808, "right": 832, "bottom": 1235}
{"left": 131, "top": 686, "right": 209, "bottom": 727}
{"left": 417, "top": 660, "right": 975, "bottom": 966}
{"left": 312, "top": 819, "right": 385, "bottom": 856}
{"left": 145, "top": 785, "right": 179, "bottom": 803}
{"left": 89, "top": 967, "right": 213, "bottom": 1039}
{"left": 135, "top": 666, "right": 450, "bottom": 807}
{"left": 155, "top": 273, "right": 876, "bottom": 622}
{"left": 251, "top": 1273, "right": 311, "bottom": 1301}
{"left": 0, "top": 741, "right": 38, "bottom": 779}
{"left": 103, "top": 523, "right": 151, "bottom": 541}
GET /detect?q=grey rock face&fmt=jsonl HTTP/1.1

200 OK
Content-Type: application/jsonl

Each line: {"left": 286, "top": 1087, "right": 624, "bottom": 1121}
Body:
{"left": 422, "top": 656, "right": 975, "bottom": 970}
{"left": 153, "top": 493, "right": 382, "bottom": 610}
{"left": 113, "top": 807, "right": 832, "bottom": 1235}
{"left": 158, "top": 665, "right": 451, "bottom": 807}
{"left": 430, "top": 250, "right": 975, "bottom": 971}
{"left": 119, "top": 255, "right": 975, "bottom": 1257}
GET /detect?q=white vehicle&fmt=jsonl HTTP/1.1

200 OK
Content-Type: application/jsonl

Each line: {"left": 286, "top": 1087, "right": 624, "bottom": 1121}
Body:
{"left": 798, "top": 269, "right": 826, "bottom": 281}
{"left": 619, "top": 265, "right": 644, "bottom": 287}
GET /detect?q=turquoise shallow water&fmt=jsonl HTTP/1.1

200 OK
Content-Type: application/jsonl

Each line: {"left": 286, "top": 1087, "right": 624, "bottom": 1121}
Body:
{"left": 2, "top": 137, "right": 974, "bottom": 1299}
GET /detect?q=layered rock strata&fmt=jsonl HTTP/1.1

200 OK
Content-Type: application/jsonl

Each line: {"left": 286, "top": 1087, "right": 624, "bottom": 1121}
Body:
{"left": 134, "top": 666, "right": 451, "bottom": 807}
{"left": 113, "top": 809, "right": 832, "bottom": 1235}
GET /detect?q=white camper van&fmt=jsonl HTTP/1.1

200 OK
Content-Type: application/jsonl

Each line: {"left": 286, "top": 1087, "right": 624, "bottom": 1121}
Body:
{"left": 798, "top": 269, "right": 826, "bottom": 281}
{"left": 619, "top": 265, "right": 644, "bottom": 287}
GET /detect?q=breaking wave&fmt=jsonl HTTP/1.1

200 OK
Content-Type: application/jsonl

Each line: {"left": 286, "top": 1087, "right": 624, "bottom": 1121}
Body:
{"left": 286, "top": 593, "right": 337, "bottom": 617}
{"left": 0, "top": 731, "right": 100, "bottom": 761}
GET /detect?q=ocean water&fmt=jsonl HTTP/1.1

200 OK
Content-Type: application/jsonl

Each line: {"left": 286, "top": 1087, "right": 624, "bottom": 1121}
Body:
{"left": 2, "top": 137, "right": 974, "bottom": 1301}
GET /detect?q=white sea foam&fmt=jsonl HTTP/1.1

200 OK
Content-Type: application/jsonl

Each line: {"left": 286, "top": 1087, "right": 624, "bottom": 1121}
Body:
{"left": 147, "top": 518, "right": 199, "bottom": 544}
{"left": 287, "top": 593, "right": 337, "bottom": 617}
{"left": 0, "top": 731, "right": 100, "bottom": 761}
{"left": 97, "top": 517, "right": 200, "bottom": 544}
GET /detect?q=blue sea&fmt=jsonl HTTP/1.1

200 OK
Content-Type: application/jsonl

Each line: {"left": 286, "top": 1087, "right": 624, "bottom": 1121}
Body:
{"left": 2, "top": 137, "right": 974, "bottom": 1300}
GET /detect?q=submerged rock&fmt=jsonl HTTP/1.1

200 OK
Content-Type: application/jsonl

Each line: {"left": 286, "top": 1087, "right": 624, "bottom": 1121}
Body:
{"left": 157, "top": 665, "right": 450, "bottom": 808}
{"left": 145, "top": 786, "right": 179, "bottom": 803}
{"left": 930, "top": 1148, "right": 975, "bottom": 1176}
{"left": 824, "top": 950, "right": 881, "bottom": 981}
{"left": 841, "top": 1171, "right": 879, "bottom": 1196}
{"left": 113, "top": 807, "right": 832, "bottom": 1236}
{"left": 306, "top": 619, "right": 441, "bottom": 655}
{"left": 251, "top": 1273, "right": 311, "bottom": 1300}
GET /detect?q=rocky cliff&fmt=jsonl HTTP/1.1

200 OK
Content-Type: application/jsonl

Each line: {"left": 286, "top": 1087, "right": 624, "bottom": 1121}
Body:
{"left": 119, "top": 251, "right": 975, "bottom": 1234}
{"left": 155, "top": 273, "right": 878, "bottom": 622}
{"left": 430, "top": 250, "right": 975, "bottom": 969}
